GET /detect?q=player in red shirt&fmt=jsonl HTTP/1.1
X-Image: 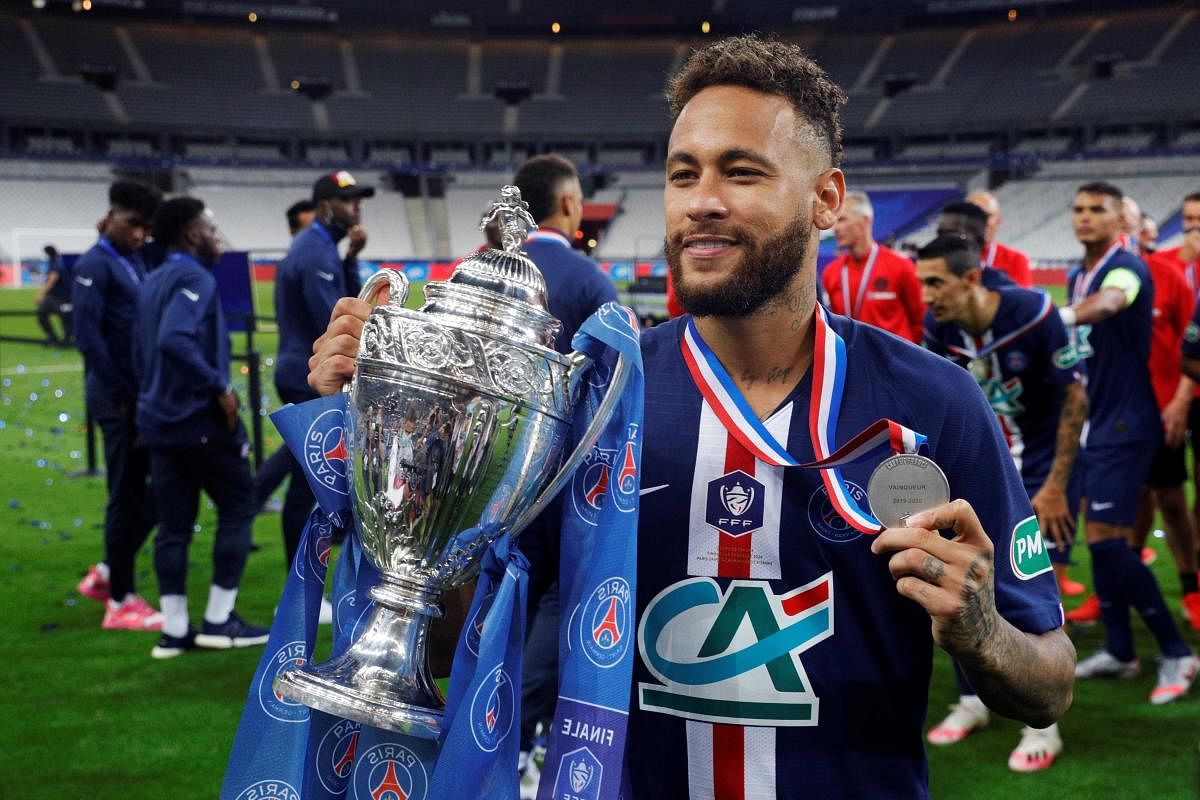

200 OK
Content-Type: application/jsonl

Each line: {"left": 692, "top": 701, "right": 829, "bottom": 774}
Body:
{"left": 820, "top": 190, "right": 923, "bottom": 341}
{"left": 1146, "top": 191, "right": 1200, "bottom": 629}
{"left": 1129, "top": 247, "right": 1200, "bottom": 630}
{"left": 967, "top": 190, "right": 1034, "bottom": 288}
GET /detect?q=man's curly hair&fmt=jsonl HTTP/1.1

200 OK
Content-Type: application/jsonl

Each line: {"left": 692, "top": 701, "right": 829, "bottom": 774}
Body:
{"left": 666, "top": 34, "right": 847, "bottom": 167}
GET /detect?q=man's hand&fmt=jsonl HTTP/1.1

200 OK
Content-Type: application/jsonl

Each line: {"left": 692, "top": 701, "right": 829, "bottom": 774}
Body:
{"left": 871, "top": 499, "right": 999, "bottom": 659}
{"left": 1029, "top": 483, "right": 1074, "bottom": 550}
{"left": 217, "top": 388, "right": 239, "bottom": 431}
{"left": 346, "top": 225, "right": 367, "bottom": 260}
{"left": 1162, "top": 396, "right": 1189, "bottom": 448}
{"left": 308, "top": 296, "right": 372, "bottom": 396}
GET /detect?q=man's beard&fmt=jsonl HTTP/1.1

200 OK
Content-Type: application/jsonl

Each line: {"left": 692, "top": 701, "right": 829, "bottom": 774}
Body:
{"left": 666, "top": 216, "right": 811, "bottom": 318}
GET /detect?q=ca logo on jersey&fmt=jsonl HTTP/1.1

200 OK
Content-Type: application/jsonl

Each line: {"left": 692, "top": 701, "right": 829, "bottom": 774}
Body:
{"left": 638, "top": 573, "right": 834, "bottom": 726}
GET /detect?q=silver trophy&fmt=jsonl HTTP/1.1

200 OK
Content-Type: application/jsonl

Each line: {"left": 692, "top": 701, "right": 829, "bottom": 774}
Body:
{"left": 274, "top": 186, "right": 630, "bottom": 737}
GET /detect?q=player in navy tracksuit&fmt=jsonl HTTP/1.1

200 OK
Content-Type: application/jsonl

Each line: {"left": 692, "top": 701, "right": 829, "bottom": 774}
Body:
{"left": 71, "top": 179, "right": 165, "bottom": 632}
{"left": 273, "top": 171, "right": 374, "bottom": 570}
{"left": 1060, "top": 181, "right": 1197, "bottom": 704}
{"left": 921, "top": 234, "right": 1087, "bottom": 771}
{"left": 133, "top": 197, "right": 268, "bottom": 659}
{"left": 508, "top": 155, "right": 620, "bottom": 781}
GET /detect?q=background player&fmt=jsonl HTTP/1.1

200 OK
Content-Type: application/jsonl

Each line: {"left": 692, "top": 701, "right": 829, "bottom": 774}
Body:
{"left": 920, "top": 233, "right": 1085, "bottom": 771}
{"left": 966, "top": 190, "right": 1034, "bottom": 287}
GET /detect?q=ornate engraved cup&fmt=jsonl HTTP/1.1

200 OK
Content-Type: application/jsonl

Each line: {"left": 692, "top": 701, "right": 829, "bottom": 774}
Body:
{"left": 275, "top": 186, "right": 630, "bottom": 737}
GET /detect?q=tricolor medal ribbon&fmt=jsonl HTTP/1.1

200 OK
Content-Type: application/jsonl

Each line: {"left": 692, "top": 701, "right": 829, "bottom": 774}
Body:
{"left": 682, "top": 306, "right": 938, "bottom": 534}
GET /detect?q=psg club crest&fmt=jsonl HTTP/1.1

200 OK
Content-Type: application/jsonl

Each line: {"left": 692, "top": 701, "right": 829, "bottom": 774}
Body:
{"left": 296, "top": 518, "right": 333, "bottom": 583}
{"left": 612, "top": 423, "right": 640, "bottom": 514}
{"left": 807, "top": 481, "right": 867, "bottom": 544}
{"left": 706, "top": 470, "right": 765, "bottom": 537}
{"left": 576, "top": 576, "right": 632, "bottom": 669}
{"left": 552, "top": 746, "right": 604, "bottom": 800}
{"left": 315, "top": 718, "right": 361, "bottom": 795}
{"left": 233, "top": 779, "right": 301, "bottom": 800}
{"left": 572, "top": 445, "right": 617, "bottom": 526}
{"left": 469, "top": 665, "right": 515, "bottom": 752}
{"left": 464, "top": 588, "right": 497, "bottom": 657}
{"left": 304, "top": 408, "right": 350, "bottom": 496}
{"left": 351, "top": 743, "right": 429, "bottom": 800}
{"left": 259, "top": 641, "right": 310, "bottom": 723}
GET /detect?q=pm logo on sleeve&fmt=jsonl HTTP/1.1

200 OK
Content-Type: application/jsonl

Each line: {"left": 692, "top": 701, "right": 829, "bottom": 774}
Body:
{"left": 1010, "top": 516, "right": 1052, "bottom": 580}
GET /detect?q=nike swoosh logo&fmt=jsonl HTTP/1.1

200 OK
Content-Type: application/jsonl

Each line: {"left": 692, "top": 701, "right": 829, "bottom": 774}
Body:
{"left": 317, "top": 271, "right": 335, "bottom": 281}
{"left": 75, "top": 276, "right": 93, "bottom": 286}
{"left": 639, "top": 484, "right": 669, "bottom": 497}
{"left": 181, "top": 288, "right": 200, "bottom": 302}
{"left": 1090, "top": 501, "right": 1115, "bottom": 511}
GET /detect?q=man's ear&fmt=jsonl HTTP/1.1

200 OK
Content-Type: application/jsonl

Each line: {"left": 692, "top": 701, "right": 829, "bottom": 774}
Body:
{"left": 813, "top": 168, "right": 845, "bottom": 231}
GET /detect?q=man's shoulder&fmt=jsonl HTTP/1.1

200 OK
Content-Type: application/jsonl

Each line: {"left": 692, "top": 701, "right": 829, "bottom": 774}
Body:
{"left": 639, "top": 316, "right": 684, "bottom": 359}
{"left": 73, "top": 244, "right": 110, "bottom": 272}
{"left": 1107, "top": 248, "right": 1150, "bottom": 277}
{"left": 995, "top": 241, "right": 1030, "bottom": 265}
{"left": 876, "top": 244, "right": 915, "bottom": 270}
{"left": 837, "top": 312, "right": 975, "bottom": 394}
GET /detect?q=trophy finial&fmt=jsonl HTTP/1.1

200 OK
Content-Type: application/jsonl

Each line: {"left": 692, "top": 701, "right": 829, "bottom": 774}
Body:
{"left": 481, "top": 185, "right": 538, "bottom": 253}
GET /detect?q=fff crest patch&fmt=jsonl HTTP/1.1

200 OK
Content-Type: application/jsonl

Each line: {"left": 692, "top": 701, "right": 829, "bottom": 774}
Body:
{"left": 304, "top": 408, "right": 349, "bottom": 496}
{"left": 576, "top": 577, "right": 632, "bottom": 669}
{"left": 234, "top": 779, "right": 301, "bottom": 800}
{"left": 706, "top": 470, "right": 764, "bottom": 537}
{"left": 259, "top": 641, "right": 310, "bottom": 723}
{"left": 572, "top": 445, "right": 616, "bottom": 526}
{"left": 469, "top": 665, "right": 515, "bottom": 753}
{"left": 807, "top": 480, "right": 867, "bottom": 543}
{"left": 351, "top": 743, "right": 428, "bottom": 800}
{"left": 315, "top": 718, "right": 361, "bottom": 795}
{"left": 551, "top": 746, "right": 603, "bottom": 800}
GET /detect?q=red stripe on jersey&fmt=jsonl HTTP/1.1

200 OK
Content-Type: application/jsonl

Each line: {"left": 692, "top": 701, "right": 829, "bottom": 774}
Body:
{"left": 713, "top": 723, "right": 745, "bottom": 800}
{"left": 781, "top": 579, "right": 830, "bottom": 617}
{"left": 717, "top": 431, "right": 755, "bottom": 578}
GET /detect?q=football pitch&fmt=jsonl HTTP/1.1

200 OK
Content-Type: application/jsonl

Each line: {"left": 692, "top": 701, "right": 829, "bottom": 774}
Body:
{"left": 0, "top": 284, "right": 1197, "bottom": 799}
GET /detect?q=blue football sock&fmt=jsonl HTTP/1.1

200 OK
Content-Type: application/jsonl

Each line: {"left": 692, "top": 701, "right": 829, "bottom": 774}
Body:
{"left": 1117, "top": 546, "right": 1193, "bottom": 659}
{"left": 1089, "top": 540, "right": 1135, "bottom": 662}
{"left": 952, "top": 660, "right": 975, "bottom": 698}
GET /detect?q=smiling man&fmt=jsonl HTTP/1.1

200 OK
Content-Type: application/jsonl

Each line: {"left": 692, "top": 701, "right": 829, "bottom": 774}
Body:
{"left": 305, "top": 35, "right": 1074, "bottom": 798}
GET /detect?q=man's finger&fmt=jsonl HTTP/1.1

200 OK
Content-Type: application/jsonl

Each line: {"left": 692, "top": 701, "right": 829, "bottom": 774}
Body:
{"left": 893, "top": 576, "right": 957, "bottom": 617}
{"left": 871, "top": 524, "right": 958, "bottom": 561}
{"left": 904, "top": 499, "right": 989, "bottom": 547}
{"left": 886, "top": 548, "right": 949, "bottom": 586}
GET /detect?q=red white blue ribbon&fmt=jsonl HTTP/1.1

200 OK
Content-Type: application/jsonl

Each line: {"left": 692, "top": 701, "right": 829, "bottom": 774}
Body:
{"left": 1071, "top": 240, "right": 1123, "bottom": 305}
{"left": 840, "top": 243, "right": 879, "bottom": 318}
{"left": 681, "top": 305, "right": 928, "bottom": 534}
{"left": 944, "top": 291, "right": 1053, "bottom": 360}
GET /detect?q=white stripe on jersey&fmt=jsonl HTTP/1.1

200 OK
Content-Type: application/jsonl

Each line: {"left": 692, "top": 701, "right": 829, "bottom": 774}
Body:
{"left": 686, "top": 400, "right": 788, "bottom": 579}
{"left": 684, "top": 720, "right": 778, "bottom": 800}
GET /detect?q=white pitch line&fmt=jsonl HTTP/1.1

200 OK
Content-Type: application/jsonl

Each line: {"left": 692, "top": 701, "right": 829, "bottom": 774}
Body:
{"left": 0, "top": 363, "right": 84, "bottom": 376}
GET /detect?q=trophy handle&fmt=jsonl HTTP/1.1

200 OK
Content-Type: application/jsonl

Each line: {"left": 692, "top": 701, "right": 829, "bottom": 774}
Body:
{"left": 358, "top": 268, "right": 411, "bottom": 307}
{"left": 508, "top": 349, "right": 634, "bottom": 536}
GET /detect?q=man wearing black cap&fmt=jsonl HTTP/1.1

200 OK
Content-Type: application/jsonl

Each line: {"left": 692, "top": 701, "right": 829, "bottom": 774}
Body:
{"left": 273, "top": 170, "right": 374, "bottom": 569}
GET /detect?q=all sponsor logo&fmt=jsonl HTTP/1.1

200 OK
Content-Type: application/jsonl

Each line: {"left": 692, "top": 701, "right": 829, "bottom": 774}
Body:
{"left": 551, "top": 746, "right": 603, "bottom": 800}
{"left": 638, "top": 574, "right": 834, "bottom": 726}
{"left": 1010, "top": 515, "right": 1052, "bottom": 580}
{"left": 706, "top": 470, "right": 764, "bottom": 537}
{"left": 576, "top": 577, "right": 632, "bottom": 669}
{"left": 315, "top": 718, "right": 361, "bottom": 795}
{"left": 259, "top": 641, "right": 310, "bottom": 723}
{"left": 351, "top": 743, "right": 428, "bottom": 800}
{"left": 469, "top": 665, "right": 515, "bottom": 752}
{"left": 807, "top": 480, "right": 866, "bottom": 543}
{"left": 304, "top": 408, "right": 349, "bottom": 496}
{"left": 233, "top": 779, "right": 301, "bottom": 800}
{"left": 571, "top": 445, "right": 616, "bottom": 526}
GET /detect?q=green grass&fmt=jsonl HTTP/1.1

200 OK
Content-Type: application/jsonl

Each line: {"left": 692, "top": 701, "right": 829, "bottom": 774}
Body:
{"left": 1, "top": 283, "right": 1198, "bottom": 799}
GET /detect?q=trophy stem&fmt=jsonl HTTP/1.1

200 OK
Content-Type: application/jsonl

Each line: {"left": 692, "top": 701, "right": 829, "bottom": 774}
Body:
{"left": 274, "top": 581, "right": 447, "bottom": 738}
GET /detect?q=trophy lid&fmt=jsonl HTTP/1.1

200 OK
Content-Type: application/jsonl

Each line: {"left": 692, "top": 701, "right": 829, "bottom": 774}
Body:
{"left": 418, "top": 185, "right": 560, "bottom": 348}
{"left": 446, "top": 185, "right": 548, "bottom": 308}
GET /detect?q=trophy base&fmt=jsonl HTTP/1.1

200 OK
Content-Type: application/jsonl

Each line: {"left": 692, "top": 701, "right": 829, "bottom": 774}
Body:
{"left": 275, "top": 601, "right": 446, "bottom": 738}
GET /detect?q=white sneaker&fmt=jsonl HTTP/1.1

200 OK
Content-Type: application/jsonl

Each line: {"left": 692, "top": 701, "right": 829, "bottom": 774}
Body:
{"left": 519, "top": 747, "right": 543, "bottom": 800}
{"left": 1150, "top": 654, "right": 1199, "bottom": 705}
{"left": 1074, "top": 650, "right": 1140, "bottom": 679}
{"left": 320, "top": 596, "right": 334, "bottom": 625}
{"left": 1008, "top": 724, "right": 1062, "bottom": 772}
{"left": 926, "top": 696, "right": 989, "bottom": 745}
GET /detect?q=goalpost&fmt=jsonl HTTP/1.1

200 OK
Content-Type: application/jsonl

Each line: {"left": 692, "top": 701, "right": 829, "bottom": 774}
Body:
{"left": 6, "top": 227, "right": 103, "bottom": 287}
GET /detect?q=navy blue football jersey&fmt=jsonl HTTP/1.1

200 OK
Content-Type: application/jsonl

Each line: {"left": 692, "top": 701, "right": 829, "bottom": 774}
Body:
{"left": 924, "top": 287, "right": 1077, "bottom": 496}
{"left": 1065, "top": 248, "right": 1160, "bottom": 447}
{"left": 625, "top": 314, "right": 1063, "bottom": 799}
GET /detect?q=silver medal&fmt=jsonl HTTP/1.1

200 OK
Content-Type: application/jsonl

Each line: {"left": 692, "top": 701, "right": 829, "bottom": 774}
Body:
{"left": 968, "top": 357, "right": 989, "bottom": 382}
{"left": 867, "top": 454, "right": 951, "bottom": 529}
